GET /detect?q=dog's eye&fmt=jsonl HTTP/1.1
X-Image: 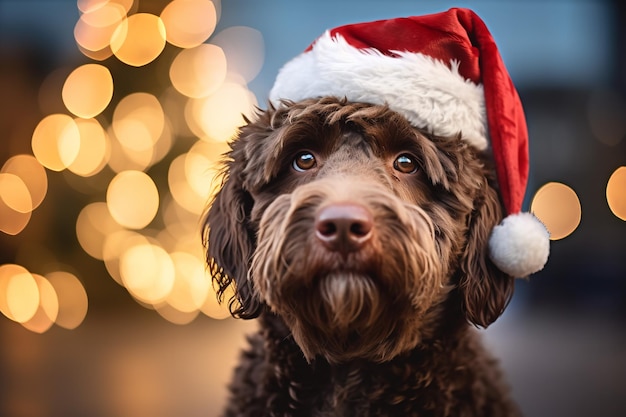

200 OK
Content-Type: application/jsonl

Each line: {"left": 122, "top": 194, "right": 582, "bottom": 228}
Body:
{"left": 393, "top": 154, "right": 418, "bottom": 174}
{"left": 293, "top": 152, "right": 317, "bottom": 172}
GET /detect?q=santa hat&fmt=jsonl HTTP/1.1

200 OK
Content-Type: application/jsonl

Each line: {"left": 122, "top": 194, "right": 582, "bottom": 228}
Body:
{"left": 268, "top": 7, "right": 549, "bottom": 278}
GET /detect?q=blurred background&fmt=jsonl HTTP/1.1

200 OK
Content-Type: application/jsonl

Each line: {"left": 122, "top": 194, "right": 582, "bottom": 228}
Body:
{"left": 0, "top": 0, "right": 625, "bottom": 416}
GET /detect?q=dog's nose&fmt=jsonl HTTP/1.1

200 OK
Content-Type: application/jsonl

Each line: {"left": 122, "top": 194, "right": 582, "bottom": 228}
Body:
{"left": 315, "top": 203, "right": 373, "bottom": 254}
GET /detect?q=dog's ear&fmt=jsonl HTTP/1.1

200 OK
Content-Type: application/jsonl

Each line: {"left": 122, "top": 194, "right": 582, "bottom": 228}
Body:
{"left": 202, "top": 146, "right": 261, "bottom": 319}
{"left": 458, "top": 183, "right": 515, "bottom": 327}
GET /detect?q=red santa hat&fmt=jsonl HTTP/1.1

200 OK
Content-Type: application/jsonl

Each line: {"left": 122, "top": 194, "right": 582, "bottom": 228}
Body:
{"left": 269, "top": 7, "right": 549, "bottom": 278}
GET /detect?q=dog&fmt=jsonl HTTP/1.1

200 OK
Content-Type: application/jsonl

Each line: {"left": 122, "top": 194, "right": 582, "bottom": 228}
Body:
{"left": 202, "top": 8, "right": 549, "bottom": 417}
{"left": 203, "top": 97, "right": 520, "bottom": 416}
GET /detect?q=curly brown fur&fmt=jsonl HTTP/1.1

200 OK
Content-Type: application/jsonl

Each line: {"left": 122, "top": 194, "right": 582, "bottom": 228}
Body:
{"left": 203, "top": 97, "right": 519, "bottom": 416}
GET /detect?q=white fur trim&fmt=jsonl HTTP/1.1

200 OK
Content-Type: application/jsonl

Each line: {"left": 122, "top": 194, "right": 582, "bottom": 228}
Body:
{"left": 269, "top": 31, "right": 488, "bottom": 150}
{"left": 488, "top": 212, "right": 550, "bottom": 278}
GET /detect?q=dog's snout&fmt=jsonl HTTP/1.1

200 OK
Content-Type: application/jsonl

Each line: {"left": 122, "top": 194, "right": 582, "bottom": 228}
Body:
{"left": 315, "top": 203, "right": 373, "bottom": 254}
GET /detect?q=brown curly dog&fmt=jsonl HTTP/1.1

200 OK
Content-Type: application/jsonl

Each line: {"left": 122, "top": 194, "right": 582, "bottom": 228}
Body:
{"left": 203, "top": 97, "right": 521, "bottom": 416}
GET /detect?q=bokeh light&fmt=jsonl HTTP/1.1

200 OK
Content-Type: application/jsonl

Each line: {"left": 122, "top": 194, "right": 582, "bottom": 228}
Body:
{"left": 110, "top": 13, "right": 166, "bottom": 67}
{"left": 0, "top": 173, "right": 32, "bottom": 214}
{"left": 0, "top": 198, "right": 32, "bottom": 235}
{"left": 606, "top": 166, "right": 626, "bottom": 221}
{"left": 1, "top": 154, "right": 48, "bottom": 210}
{"left": 76, "top": 202, "right": 124, "bottom": 260}
{"left": 0, "top": 265, "right": 40, "bottom": 323}
{"left": 168, "top": 153, "right": 207, "bottom": 214}
{"left": 166, "top": 251, "right": 210, "bottom": 313}
{"left": 0, "top": 161, "right": 40, "bottom": 235}
{"left": 119, "top": 242, "right": 175, "bottom": 304}
{"left": 31, "top": 114, "right": 81, "bottom": 171}
{"left": 161, "top": 0, "right": 217, "bottom": 48}
{"left": 0, "top": 265, "right": 28, "bottom": 321}
{"left": 21, "top": 274, "right": 59, "bottom": 334}
{"left": 112, "top": 92, "right": 164, "bottom": 148}
{"left": 531, "top": 182, "right": 582, "bottom": 240}
{"left": 106, "top": 170, "right": 159, "bottom": 229}
{"left": 154, "top": 302, "right": 199, "bottom": 325}
{"left": 169, "top": 44, "right": 227, "bottom": 98}
{"left": 74, "top": 0, "right": 128, "bottom": 61}
{"left": 62, "top": 64, "right": 114, "bottom": 118}
{"left": 102, "top": 230, "right": 147, "bottom": 285}
{"left": 107, "top": 125, "right": 155, "bottom": 172}
{"left": 191, "top": 81, "right": 258, "bottom": 142}
{"left": 46, "top": 271, "right": 89, "bottom": 330}
{"left": 185, "top": 139, "right": 227, "bottom": 198}
{"left": 211, "top": 26, "right": 264, "bottom": 83}
{"left": 69, "top": 118, "right": 111, "bottom": 177}
{"left": 151, "top": 120, "right": 174, "bottom": 167}
{"left": 77, "top": 0, "right": 134, "bottom": 14}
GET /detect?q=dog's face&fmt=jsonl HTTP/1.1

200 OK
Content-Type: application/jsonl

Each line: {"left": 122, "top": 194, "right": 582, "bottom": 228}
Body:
{"left": 204, "top": 97, "right": 514, "bottom": 363}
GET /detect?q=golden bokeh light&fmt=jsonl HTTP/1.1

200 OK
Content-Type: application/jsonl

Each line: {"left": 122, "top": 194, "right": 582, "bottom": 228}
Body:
{"left": 68, "top": 118, "right": 111, "bottom": 177}
{"left": 151, "top": 119, "right": 174, "bottom": 166}
{"left": 112, "top": 92, "right": 164, "bottom": 149}
{"left": 192, "top": 81, "right": 258, "bottom": 142}
{"left": 47, "top": 271, "right": 89, "bottom": 330}
{"left": 62, "top": 64, "right": 114, "bottom": 118}
{"left": 108, "top": 117, "right": 173, "bottom": 173}
{"left": 154, "top": 302, "right": 199, "bottom": 325}
{"left": 77, "top": 44, "right": 115, "bottom": 62}
{"left": 0, "top": 173, "right": 33, "bottom": 214}
{"left": 161, "top": 0, "right": 217, "bottom": 48}
{"left": 0, "top": 156, "right": 39, "bottom": 235}
{"left": 168, "top": 153, "right": 207, "bottom": 214}
{"left": 31, "top": 114, "right": 81, "bottom": 171}
{"left": 110, "top": 13, "right": 166, "bottom": 67}
{"left": 106, "top": 170, "right": 160, "bottom": 229}
{"left": 606, "top": 166, "right": 626, "bottom": 221}
{"left": 77, "top": 0, "right": 134, "bottom": 14}
{"left": 21, "top": 274, "right": 59, "bottom": 334}
{"left": 185, "top": 140, "right": 225, "bottom": 198}
{"left": 160, "top": 86, "right": 194, "bottom": 137}
{"left": 107, "top": 125, "right": 154, "bottom": 173}
{"left": 102, "top": 230, "right": 148, "bottom": 285}
{"left": 0, "top": 264, "right": 26, "bottom": 320}
{"left": 211, "top": 26, "right": 264, "bottom": 82}
{"left": 166, "top": 251, "right": 210, "bottom": 313}
{"left": 2, "top": 266, "right": 40, "bottom": 323}
{"left": 183, "top": 97, "right": 206, "bottom": 139}
{"left": 77, "top": 0, "right": 108, "bottom": 13}
{"left": 74, "top": 1, "right": 127, "bottom": 60}
{"left": 157, "top": 222, "right": 196, "bottom": 258}
{"left": 0, "top": 198, "right": 32, "bottom": 235}
{"left": 169, "top": 44, "right": 227, "bottom": 98}
{"left": 76, "top": 202, "right": 124, "bottom": 260}
{"left": 1, "top": 154, "right": 48, "bottom": 210}
{"left": 113, "top": 119, "right": 154, "bottom": 152}
{"left": 531, "top": 182, "right": 582, "bottom": 240}
{"left": 119, "top": 242, "right": 175, "bottom": 304}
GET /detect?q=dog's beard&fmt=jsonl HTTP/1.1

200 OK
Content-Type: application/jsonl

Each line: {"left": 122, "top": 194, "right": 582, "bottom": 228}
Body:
{"left": 317, "top": 271, "right": 379, "bottom": 329}
{"left": 251, "top": 184, "right": 446, "bottom": 364}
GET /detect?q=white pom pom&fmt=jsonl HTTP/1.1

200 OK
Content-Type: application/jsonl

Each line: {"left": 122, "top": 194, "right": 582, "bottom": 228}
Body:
{"left": 488, "top": 212, "right": 550, "bottom": 278}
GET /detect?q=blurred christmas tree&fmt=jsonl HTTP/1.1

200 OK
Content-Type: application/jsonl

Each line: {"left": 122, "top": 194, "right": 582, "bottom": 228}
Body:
{"left": 0, "top": 0, "right": 264, "bottom": 330}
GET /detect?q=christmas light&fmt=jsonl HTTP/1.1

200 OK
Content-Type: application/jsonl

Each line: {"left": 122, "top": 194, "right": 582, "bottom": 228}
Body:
{"left": 531, "top": 182, "right": 581, "bottom": 240}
